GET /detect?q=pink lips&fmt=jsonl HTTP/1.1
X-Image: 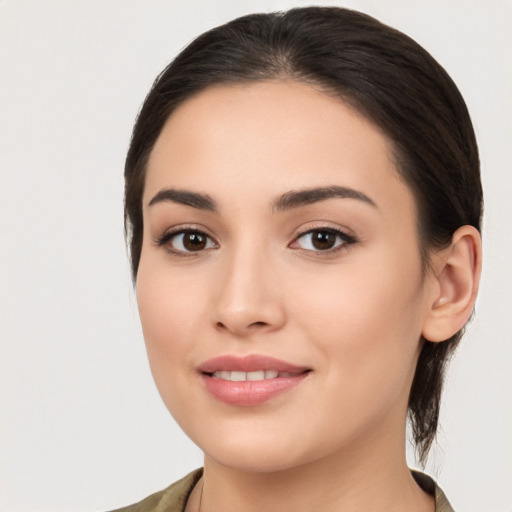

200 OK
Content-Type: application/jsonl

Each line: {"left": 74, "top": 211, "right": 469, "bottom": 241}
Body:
{"left": 198, "top": 355, "right": 310, "bottom": 406}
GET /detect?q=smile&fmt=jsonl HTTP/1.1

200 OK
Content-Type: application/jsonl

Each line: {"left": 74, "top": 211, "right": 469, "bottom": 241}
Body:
{"left": 198, "top": 355, "right": 311, "bottom": 406}
{"left": 211, "top": 370, "right": 301, "bottom": 381}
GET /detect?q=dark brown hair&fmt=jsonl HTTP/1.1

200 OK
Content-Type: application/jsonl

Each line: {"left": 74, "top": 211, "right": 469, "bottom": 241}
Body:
{"left": 124, "top": 6, "right": 482, "bottom": 464}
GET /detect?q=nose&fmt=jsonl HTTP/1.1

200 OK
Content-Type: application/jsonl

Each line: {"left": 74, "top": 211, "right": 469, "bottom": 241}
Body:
{"left": 211, "top": 246, "right": 286, "bottom": 337}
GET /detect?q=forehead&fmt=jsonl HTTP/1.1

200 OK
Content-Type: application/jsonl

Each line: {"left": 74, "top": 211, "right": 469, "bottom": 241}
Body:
{"left": 145, "top": 81, "right": 412, "bottom": 215}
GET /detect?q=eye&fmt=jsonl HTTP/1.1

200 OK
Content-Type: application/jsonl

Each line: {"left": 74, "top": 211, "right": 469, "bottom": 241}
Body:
{"left": 293, "top": 228, "right": 356, "bottom": 252}
{"left": 157, "top": 229, "right": 217, "bottom": 254}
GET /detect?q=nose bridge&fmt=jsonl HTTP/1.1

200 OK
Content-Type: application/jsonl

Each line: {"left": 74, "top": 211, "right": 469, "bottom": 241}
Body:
{"left": 212, "top": 235, "right": 284, "bottom": 335}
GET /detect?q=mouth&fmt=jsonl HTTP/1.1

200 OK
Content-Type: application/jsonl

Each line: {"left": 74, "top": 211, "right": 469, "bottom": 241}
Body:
{"left": 198, "top": 355, "right": 311, "bottom": 406}
{"left": 209, "top": 370, "right": 304, "bottom": 381}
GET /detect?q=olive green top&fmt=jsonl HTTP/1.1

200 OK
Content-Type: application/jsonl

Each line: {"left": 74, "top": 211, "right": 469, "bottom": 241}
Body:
{"left": 109, "top": 468, "right": 454, "bottom": 512}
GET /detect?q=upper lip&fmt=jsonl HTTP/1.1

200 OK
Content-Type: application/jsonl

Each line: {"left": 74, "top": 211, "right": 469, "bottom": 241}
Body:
{"left": 198, "top": 354, "right": 310, "bottom": 374}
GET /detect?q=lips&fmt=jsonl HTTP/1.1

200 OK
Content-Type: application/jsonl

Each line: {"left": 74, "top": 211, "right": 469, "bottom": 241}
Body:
{"left": 211, "top": 370, "right": 297, "bottom": 381}
{"left": 198, "top": 355, "right": 311, "bottom": 406}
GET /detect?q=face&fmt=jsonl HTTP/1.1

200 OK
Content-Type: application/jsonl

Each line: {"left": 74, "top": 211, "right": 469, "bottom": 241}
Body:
{"left": 137, "top": 81, "right": 437, "bottom": 473}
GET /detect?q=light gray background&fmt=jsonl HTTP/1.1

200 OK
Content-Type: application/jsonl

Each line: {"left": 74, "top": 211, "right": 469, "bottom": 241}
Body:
{"left": 1, "top": 1, "right": 511, "bottom": 511}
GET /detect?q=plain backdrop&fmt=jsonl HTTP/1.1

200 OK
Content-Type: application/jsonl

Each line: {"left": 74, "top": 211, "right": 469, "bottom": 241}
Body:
{"left": 1, "top": 1, "right": 511, "bottom": 511}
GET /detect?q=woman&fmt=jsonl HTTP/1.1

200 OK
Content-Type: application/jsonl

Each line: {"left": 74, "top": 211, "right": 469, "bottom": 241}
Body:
{"left": 116, "top": 6, "right": 482, "bottom": 511}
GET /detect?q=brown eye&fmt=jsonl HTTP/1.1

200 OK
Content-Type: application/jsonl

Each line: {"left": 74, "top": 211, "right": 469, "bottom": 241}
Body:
{"left": 182, "top": 232, "right": 207, "bottom": 251}
{"left": 294, "top": 229, "right": 355, "bottom": 252}
{"left": 163, "top": 230, "right": 217, "bottom": 253}
{"left": 310, "top": 231, "right": 337, "bottom": 250}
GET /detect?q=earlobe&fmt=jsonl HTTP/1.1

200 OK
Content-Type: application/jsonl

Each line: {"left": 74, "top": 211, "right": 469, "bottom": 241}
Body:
{"left": 422, "top": 225, "right": 482, "bottom": 343}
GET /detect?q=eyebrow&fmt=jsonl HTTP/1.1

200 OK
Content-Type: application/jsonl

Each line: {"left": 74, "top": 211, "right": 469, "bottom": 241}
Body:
{"left": 148, "top": 188, "right": 217, "bottom": 211}
{"left": 272, "top": 185, "right": 377, "bottom": 211}
{"left": 147, "top": 185, "right": 376, "bottom": 213}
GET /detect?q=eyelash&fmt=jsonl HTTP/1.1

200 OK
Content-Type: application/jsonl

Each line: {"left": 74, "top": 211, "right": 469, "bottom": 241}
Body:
{"left": 154, "top": 227, "right": 218, "bottom": 257}
{"left": 154, "top": 226, "right": 357, "bottom": 257}
{"left": 291, "top": 227, "right": 357, "bottom": 254}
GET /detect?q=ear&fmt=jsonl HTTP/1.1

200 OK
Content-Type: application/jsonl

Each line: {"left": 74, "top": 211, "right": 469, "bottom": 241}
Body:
{"left": 422, "top": 225, "right": 482, "bottom": 343}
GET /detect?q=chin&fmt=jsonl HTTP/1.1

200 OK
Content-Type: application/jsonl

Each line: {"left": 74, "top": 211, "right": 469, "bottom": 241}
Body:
{"left": 205, "top": 443, "right": 309, "bottom": 474}
{"left": 184, "top": 416, "right": 331, "bottom": 474}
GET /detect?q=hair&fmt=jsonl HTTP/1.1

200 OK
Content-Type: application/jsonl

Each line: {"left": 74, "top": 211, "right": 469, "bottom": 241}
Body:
{"left": 124, "top": 6, "right": 482, "bottom": 464}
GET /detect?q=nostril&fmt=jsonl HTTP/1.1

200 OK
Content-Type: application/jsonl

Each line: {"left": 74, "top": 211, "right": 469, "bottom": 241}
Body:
{"left": 215, "top": 320, "right": 268, "bottom": 332}
{"left": 249, "top": 321, "right": 268, "bottom": 328}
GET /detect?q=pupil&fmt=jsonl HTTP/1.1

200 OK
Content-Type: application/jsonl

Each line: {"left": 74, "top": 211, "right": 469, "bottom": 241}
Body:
{"left": 312, "top": 231, "right": 335, "bottom": 250}
{"left": 184, "top": 232, "right": 206, "bottom": 251}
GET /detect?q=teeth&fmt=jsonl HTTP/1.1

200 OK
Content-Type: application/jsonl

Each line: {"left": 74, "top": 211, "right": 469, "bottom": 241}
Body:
{"left": 211, "top": 370, "right": 296, "bottom": 381}
{"left": 247, "top": 370, "right": 265, "bottom": 381}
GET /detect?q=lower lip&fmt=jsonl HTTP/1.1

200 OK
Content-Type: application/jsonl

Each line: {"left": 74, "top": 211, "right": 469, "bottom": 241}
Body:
{"left": 201, "top": 373, "right": 309, "bottom": 406}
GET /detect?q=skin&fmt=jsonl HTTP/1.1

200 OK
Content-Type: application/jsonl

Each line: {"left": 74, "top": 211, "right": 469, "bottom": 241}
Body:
{"left": 136, "top": 81, "right": 480, "bottom": 511}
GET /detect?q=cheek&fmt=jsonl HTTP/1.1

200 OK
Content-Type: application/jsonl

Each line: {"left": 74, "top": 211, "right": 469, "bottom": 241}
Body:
{"left": 136, "top": 244, "right": 212, "bottom": 342}
{"left": 135, "top": 258, "right": 207, "bottom": 404}
{"left": 138, "top": 279, "right": 195, "bottom": 340}
{"left": 292, "top": 251, "right": 426, "bottom": 403}
{"left": 295, "top": 251, "right": 424, "bottom": 335}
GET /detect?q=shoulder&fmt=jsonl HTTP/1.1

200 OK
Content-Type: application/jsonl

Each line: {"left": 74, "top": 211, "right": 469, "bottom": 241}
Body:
{"left": 411, "top": 470, "right": 455, "bottom": 512}
{"left": 106, "top": 469, "right": 203, "bottom": 512}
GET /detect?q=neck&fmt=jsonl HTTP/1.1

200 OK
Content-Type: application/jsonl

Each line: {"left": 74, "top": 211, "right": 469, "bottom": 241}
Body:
{"left": 197, "top": 427, "right": 434, "bottom": 512}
